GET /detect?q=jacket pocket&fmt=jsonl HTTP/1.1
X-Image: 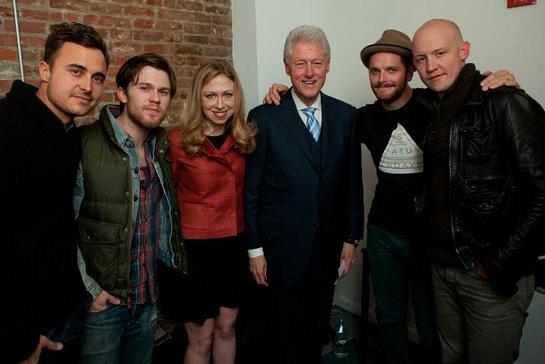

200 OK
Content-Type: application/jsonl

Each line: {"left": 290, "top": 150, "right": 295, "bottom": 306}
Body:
{"left": 460, "top": 126, "right": 493, "bottom": 163}
{"left": 78, "top": 217, "right": 121, "bottom": 291}
{"left": 461, "top": 176, "right": 512, "bottom": 216}
{"left": 181, "top": 203, "right": 211, "bottom": 231}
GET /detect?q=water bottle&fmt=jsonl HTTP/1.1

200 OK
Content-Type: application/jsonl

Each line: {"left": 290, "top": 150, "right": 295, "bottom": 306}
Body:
{"left": 334, "top": 317, "right": 348, "bottom": 358}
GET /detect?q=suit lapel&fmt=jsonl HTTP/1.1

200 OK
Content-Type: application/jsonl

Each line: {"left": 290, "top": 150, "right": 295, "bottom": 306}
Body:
{"left": 319, "top": 93, "right": 337, "bottom": 170}
{"left": 278, "top": 92, "right": 317, "bottom": 167}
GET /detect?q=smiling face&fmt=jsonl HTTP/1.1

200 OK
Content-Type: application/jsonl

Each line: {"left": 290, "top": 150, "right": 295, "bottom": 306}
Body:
{"left": 37, "top": 42, "right": 107, "bottom": 124}
{"left": 284, "top": 41, "right": 330, "bottom": 106}
{"left": 412, "top": 20, "right": 470, "bottom": 96}
{"left": 117, "top": 65, "right": 172, "bottom": 132}
{"left": 368, "top": 52, "right": 413, "bottom": 109}
{"left": 201, "top": 74, "right": 236, "bottom": 136}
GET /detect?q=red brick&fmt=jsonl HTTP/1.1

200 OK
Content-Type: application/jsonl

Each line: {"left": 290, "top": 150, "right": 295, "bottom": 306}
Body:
{"left": 4, "top": 20, "right": 46, "bottom": 33}
{"left": 176, "top": 1, "right": 203, "bottom": 11}
{"left": 0, "top": 6, "right": 13, "bottom": 17}
{"left": 175, "top": 44, "right": 202, "bottom": 56}
{"left": 155, "top": 20, "right": 184, "bottom": 31}
{"left": 21, "top": 36, "right": 47, "bottom": 47}
{"left": 133, "top": 30, "right": 165, "bottom": 42}
{"left": 211, "top": 15, "right": 231, "bottom": 25}
{"left": 20, "top": 9, "right": 62, "bottom": 22}
{"left": 203, "top": 46, "right": 230, "bottom": 58}
{"left": 181, "top": 10, "right": 210, "bottom": 23}
{"left": 0, "top": 79, "right": 13, "bottom": 92}
{"left": 143, "top": 43, "right": 174, "bottom": 54}
{"left": 11, "top": 0, "right": 48, "bottom": 6}
{"left": 110, "top": 29, "right": 131, "bottom": 41}
{"left": 90, "top": 3, "right": 125, "bottom": 14}
{"left": 106, "top": 67, "right": 119, "bottom": 79}
{"left": 0, "top": 35, "right": 16, "bottom": 46}
{"left": 178, "top": 66, "right": 199, "bottom": 77}
{"left": 112, "top": 17, "right": 132, "bottom": 28}
{"left": 84, "top": 15, "right": 114, "bottom": 27}
{"left": 179, "top": 77, "right": 193, "bottom": 87}
{"left": 62, "top": 12, "right": 81, "bottom": 22}
{"left": 210, "top": 37, "right": 231, "bottom": 47}
{"left": 49, "top": 0, "right": 89, "bottom": 11}
{"left": 0, "top": 49, "right": 17, "bottom": 61}
{"left": 133, "top": 18, "right": 154, "bottom": 29}
{"left": 186, "top": 56, "right": 201, "bottom": 66}
{"left": 156, "top": 8, "right": 181, "bottom": 20}
{"left": 164, "top": 31, "right": 184, "bottom": 43}
{"left": 125, "top": 6, "right": 155, "bottom": 17}
{"left": 184, "top": 23, "right": 212, "bottom": 35}
{"left": 184, "top": 34, "right": 210, "bottom": 44}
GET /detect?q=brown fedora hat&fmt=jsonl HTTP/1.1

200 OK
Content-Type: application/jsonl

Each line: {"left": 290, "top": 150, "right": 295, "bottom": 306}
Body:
{"left": 360, "top": 29, "right": 412, "bottom": 68}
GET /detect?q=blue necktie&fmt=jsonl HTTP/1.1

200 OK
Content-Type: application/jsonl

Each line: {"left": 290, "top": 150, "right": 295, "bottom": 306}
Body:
{"left": 302, "top": 107, "right": 320, "bottom": 141}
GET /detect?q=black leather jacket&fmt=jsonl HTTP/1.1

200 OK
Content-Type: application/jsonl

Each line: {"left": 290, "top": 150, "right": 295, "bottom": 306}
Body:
{"left": 419, "top": 69, "right": 545, "bottom": 294}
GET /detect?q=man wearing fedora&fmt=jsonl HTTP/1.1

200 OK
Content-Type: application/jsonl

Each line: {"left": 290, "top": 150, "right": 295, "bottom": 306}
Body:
{"left": 357, "top": 29, "right": 438, "bottom": 364}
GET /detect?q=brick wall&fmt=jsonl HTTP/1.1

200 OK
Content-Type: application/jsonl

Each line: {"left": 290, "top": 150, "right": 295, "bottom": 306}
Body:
{"left": 0, "top": 0, "right": 232, "bottom": 123}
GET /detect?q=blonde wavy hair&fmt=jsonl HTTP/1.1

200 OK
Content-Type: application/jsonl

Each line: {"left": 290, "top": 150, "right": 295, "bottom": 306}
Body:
{"left": 177, "top": 60, "right": 256, "bottom": 156}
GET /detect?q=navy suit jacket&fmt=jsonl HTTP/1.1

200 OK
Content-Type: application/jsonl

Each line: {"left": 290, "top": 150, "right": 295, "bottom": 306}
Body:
{"left": 245, "top": 90, "right": 364, "bottom": 284}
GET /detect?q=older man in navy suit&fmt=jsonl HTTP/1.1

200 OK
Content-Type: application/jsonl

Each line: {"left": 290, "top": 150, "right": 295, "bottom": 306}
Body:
{"left": 244, "top": 25, "right": 364, "bottom": 364}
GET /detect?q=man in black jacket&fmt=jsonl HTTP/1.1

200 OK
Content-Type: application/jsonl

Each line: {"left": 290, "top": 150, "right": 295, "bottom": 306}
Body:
{"left": 412, "top": 19, "right": 545, "bottom": 363}
{"left": 0, "top": 23, "right": 109, "bottom": 364}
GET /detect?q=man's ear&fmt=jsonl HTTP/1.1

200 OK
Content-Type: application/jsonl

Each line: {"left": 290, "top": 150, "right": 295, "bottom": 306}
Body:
{"left": 460, "top": 41, "right": 471, "bottom": 62}
{"left": 284, "top": 59, "right": 290, "bottom": 76}
{"left": 117, "top": 87, "right": 128, "bottom": 103}
{"left": 38, "top": 61, "right": 51, "bottom": 83}
{"left": 406, "top": 64, "right": 416, "bottom": 82}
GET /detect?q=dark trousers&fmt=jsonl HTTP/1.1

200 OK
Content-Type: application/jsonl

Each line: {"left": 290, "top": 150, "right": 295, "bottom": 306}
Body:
{"left": 268, "top": 276, "right": 335, "bottom": 364}
{"left": 432, "top": 265, "right": 534, "bottom": 364}
{"left": 367, "top": 224, "right": 438, "bottom": 363}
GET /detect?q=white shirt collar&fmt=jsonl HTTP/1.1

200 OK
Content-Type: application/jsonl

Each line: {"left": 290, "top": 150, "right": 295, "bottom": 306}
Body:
{"left": 291, "top": 88, "right": 321, "bottom": 111}
{"left": 291, "top": 88, "right": 322, "bottom": 126}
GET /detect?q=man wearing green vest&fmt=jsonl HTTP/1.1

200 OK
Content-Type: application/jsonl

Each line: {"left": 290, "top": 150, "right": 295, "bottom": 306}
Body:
{"left": 73, "top": 53, "right": 186, "bottom": 364}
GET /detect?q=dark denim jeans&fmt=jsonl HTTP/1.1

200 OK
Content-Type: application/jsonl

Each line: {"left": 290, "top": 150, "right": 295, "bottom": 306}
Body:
{"left": 367, "top": 224, "right": 438, "bottom": 363}
{"left": 80, "top": 302, "right": 157, "bottom": 364}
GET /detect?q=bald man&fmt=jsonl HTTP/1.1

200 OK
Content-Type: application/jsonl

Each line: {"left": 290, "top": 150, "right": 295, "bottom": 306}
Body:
{"left": 412, "top": 19, "right": 545, "bottom": 363}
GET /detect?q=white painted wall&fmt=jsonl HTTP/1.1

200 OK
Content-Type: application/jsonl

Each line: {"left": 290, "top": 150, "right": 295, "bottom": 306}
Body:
{"left": 233, "top": 1, "right": 545, "bottom": 362}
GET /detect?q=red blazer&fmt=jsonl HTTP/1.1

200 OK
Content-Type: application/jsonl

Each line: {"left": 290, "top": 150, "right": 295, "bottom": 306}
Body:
{"left": 168, "top": 129, "right": 245, "bottom": 240}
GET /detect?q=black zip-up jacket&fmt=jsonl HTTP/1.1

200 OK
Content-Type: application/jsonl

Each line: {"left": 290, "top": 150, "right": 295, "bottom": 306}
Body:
{"left": 0, "top": 81, "right": 86, "bottom": 362}
{"left": 418, "top": 67, "right": 545, "bottom": 295}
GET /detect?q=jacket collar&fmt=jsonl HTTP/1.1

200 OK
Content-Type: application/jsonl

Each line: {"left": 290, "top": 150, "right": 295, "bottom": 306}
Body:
{"left": 9, "top": 80, "right": 73, "bottom": 135}
{"left": 97, "top": 104, "right": 168, "bottom": 152}
{"left": 416, "top": 63, "right": 482, "bottom": 110}
{"left": 201, "top": 133, "right": 237, "bottom": 156}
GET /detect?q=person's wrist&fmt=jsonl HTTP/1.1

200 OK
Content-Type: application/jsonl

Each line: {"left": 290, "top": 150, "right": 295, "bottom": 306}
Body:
{"left": 345, "top": 239, "right": 361, "bottom": 248}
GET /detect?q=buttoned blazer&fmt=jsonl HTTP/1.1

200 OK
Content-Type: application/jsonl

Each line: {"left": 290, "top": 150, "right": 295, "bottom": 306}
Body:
{"left": 245, "top": 91, "right": 363, "bottom": 284}
{"left": 168, "top": 129, "right": 245, "bottom": 240}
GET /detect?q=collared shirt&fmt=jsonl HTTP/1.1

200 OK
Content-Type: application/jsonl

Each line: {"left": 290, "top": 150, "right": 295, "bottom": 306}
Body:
{"left": 128, "top": 164, "right": 162, "bottom": 305}
{"left": 247, "top": 89, "right": 323, "bottom": 259}
{"left": 291, "top": 88, "right": 323, "bottom": 128}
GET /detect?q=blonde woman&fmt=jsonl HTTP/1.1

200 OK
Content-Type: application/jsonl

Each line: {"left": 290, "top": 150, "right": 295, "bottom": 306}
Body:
{"left": 167, "top": 60, "right": 255, "bottom": 364}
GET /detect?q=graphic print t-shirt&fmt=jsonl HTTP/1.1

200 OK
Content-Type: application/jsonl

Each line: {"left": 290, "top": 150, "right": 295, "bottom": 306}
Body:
{"left": 358, "top": 94, "right": 428, "bottom": 237}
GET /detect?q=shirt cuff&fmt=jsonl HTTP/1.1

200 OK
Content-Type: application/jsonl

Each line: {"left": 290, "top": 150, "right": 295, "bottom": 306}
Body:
{"left": 248, "top": 247, "right": 264, "bottom": 258}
